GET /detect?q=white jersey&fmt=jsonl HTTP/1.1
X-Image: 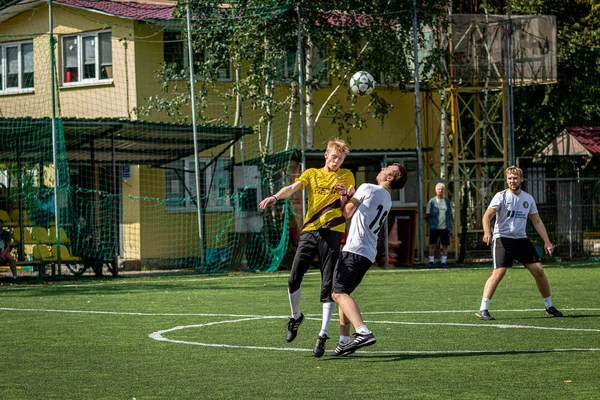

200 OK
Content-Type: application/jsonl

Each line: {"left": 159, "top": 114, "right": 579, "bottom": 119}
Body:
{"left": 343, "top": 183, "right": 392, "bottom": 262}
{"left": 488, "top": 189, "right": 538, "bottom": 239}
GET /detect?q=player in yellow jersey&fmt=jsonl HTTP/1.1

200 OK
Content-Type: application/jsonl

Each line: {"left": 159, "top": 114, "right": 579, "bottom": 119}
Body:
{"left": 259, "top": 138, "right": 355, "bottom": 357}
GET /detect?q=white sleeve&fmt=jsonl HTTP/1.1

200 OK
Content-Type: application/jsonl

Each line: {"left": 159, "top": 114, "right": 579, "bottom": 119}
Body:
{"left": 353, "top": 184, "right": 371, "bottom": 205}
{"left": 529, "top": 197, "right": 538, "bottom": 214}
{"left": 488, "top": 192, "right": 502, "bottom": 210}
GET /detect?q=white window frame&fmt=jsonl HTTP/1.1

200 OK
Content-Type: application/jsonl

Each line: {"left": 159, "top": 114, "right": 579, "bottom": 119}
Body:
{"left": 165, "top": 157, "right": 233, "bottom": 213}
{"left": 163, "top": 32, "right": 232, "bottom": 82}
{"left": 0, "top": 40, "right": 34, "bottom": 94}
{"left": 61, "top": 30, "right": 112, "bottom": 86}
{"left": 276, "top": 47, "right": 329, "bottom": 84}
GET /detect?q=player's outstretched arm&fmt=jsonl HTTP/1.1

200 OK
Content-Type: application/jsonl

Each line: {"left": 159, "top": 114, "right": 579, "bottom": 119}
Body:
{"left": 342, "top": 198, "right": 360, "bottom": 219}
{"left": 258, "top": 181, "right": 303, "bottom": 209}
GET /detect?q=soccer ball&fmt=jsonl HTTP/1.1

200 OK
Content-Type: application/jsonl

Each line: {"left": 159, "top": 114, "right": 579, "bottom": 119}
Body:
{"left": 349, "top": 71, "right": 375, "bottom": 96}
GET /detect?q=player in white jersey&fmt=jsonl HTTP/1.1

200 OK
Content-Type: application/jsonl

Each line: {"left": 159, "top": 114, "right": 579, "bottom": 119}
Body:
{"left": 476, "top": 166, "right": 563, "bottom": 321}
{"left": 329, "top": 163, "right": 408, "bottom": 356}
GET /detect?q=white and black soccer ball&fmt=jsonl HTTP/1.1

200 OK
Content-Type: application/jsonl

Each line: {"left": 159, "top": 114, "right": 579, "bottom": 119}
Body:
{"left": 349, "top": 71, "right": 375, "bottom": 96}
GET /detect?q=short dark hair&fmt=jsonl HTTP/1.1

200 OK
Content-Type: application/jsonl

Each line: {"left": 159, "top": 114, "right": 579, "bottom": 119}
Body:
{"left": 389, "top": 163, "right": 408, "bottom": 190}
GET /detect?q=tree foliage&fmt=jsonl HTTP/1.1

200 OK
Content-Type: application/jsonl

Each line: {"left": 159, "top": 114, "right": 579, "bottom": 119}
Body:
{"left": 137, "top": 0, "right": 446, "bottom": 151}
{"left": 453, "top": 0, "right": 600, "bottom": 156}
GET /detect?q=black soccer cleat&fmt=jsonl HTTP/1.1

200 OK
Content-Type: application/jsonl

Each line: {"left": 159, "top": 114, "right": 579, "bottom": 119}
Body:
{"left": 286, "top": 313, "right": 304, "bottom": 342}
{"left": 312, "top": 334, "right": 329, "bottom": 358}
{"left": 475, "top": 309, "right": 495, "bottom": 320}
{"left": 336, "top": 332, "right": 376, "bottom": 356}
{"left": 546, "top": 306, "right": 563, "bottom": 317}
{"left": 330, "top": 341, "right": 353, "bottom": 357}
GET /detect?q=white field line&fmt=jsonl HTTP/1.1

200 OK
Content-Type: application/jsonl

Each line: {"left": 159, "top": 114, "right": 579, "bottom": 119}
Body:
{"left": 148, "top": 316, "right": 600, "bottom": 353}
{"left": 365, "top": 319, "right": 600, "bottom": 332}
{"left": 0, "top": 307, "right": 597, "bottom": 352}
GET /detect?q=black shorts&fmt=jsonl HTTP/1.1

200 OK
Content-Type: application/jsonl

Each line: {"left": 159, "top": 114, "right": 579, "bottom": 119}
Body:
{"left": 492, "top": 237, "right": 540, "bottom": 269}
{"left": 332, "top": 251, "right": 373, "bottom": 295}
{"left": 429, "top": 229, "right": 450, "bottom": 246}
{"left": 288, "top": 230, "right": 342, "bottom": 303}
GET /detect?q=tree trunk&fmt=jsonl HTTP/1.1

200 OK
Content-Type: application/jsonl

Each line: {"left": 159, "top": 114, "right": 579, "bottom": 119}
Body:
{"left": 305, "top": 38, "right": 314, "bottom": 149}
{"left": 286, "top": 82, "right": 297, "bottom": 151}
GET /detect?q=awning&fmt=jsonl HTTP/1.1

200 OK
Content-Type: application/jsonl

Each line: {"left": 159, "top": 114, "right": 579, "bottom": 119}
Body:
{"left": 0, "top": 117, "right": 254, "bottom": 166}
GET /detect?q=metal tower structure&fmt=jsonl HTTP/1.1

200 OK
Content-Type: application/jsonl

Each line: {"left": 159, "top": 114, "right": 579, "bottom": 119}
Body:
{"left": 440, "top": 12, "right": 558, "bottom": 254}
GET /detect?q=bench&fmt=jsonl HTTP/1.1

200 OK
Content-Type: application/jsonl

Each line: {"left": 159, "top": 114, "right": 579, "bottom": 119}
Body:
{"left": 0, "top": 260, "right": 44, "bottom": 279}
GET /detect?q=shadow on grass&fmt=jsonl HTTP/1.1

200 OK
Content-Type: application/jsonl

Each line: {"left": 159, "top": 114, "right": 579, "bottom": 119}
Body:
{"left": 326, "top": 347, "right": 599, "bottom": 362}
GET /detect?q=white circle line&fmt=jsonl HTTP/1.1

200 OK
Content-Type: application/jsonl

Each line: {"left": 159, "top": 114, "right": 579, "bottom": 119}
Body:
{"left": 148, "top": 316, "right": 600, "bottom": 353}
{"left": 365, "top": 319, "right": 600, "bottom": 332}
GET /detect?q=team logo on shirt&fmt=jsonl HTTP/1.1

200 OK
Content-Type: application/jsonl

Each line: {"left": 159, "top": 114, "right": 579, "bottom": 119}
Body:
{"left": 523, "top": 201, "right": 529, "bottom": 209}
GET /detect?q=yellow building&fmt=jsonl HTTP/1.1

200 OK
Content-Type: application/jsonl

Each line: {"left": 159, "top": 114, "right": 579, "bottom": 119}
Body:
{"left": 0, "top": 0, "right": 444, "bottom": 270}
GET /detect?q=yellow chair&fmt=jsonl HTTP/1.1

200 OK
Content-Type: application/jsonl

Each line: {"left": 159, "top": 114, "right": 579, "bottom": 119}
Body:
{"left": 0, "top": 209, "right": 16, "bottom": 227}
{"left": 51, "top": 244, "right": 82, "bottom": 263}
{"left": 11, "top": 209, "right": 32, "bottom": 226}
{"left": 31, "top": 226, "right": 52, "bottom": 244}
{"left": 32, "top": 244, "right": 54, "bottom": 263}
{"left": 13, "top": 227, "right": 36, "bottom": 244}
{"left": 48, "top": 226, "right": 71, "bottom": 244}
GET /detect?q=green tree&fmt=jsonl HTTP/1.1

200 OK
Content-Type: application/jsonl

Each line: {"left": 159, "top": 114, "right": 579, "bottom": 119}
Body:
{"left": 452, "top": 0, "right": 600, "bottom": 156}
{"left": 137, "top": 1, "right": 446, "bottom": 152}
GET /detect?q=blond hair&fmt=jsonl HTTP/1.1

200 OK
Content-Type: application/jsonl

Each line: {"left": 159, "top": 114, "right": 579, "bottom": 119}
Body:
{"left": 505, "top": 165, "right": 523, "bottom": 179}
{"left": 326, "top": 138, "right": 349, "bottom": 155}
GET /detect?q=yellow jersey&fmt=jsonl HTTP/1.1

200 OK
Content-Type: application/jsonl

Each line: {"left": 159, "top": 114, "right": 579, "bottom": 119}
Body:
{"left": 295, "top": 167, "right": 355, "bottom": 233}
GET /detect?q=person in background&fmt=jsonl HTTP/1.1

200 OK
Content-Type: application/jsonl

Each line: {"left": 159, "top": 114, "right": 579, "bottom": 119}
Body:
{"left": 425, "top": 182, "right": 453, "bottom": 268}
{"left": 74, "top": 216, "right": 104, "bottom": 278}
{"left": 0, "top": 219, "right": 17, "bottom": 280}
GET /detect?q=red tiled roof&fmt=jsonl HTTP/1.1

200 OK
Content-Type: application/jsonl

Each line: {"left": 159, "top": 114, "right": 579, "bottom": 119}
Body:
{"left": 565, "top": 127, "right": 600, "bottom": 156}
{"left": 55, "top": 0, "right": 176, "bottom": 21}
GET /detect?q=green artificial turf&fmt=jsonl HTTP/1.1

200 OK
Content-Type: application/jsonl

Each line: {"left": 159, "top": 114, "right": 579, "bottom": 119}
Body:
{"left": 1, "top": 263, "right": 599, "bottom": 399}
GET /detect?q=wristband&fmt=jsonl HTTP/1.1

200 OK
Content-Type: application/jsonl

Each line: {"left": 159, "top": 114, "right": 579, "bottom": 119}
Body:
{"left": 340, "top": 192, "right": 347, "bottom": 196}
{"left": 271, "top": 195, "right": 278, "bottom": 202}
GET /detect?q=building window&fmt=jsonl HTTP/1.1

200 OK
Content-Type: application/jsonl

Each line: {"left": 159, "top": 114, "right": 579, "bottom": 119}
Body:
{"left": 62, "top": 31, "right": 112, "bottom": 84}
{"left": 165, "top": 157, "right": 233, "bottom": 212}
{"left": 275, "top": 47, "right": 328, "bottom": 84}
{"left": 163, "top": 31, "right": 232, "bottom": 82}
{"left": 0, "top": 40, "right": 34, "bottom": 92}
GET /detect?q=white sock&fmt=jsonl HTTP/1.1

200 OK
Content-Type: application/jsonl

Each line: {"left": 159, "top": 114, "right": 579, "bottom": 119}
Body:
{"left": 429, "top": 256, "right": 434, "bottom": 263}
{"left": 339, "top": 335, "right": 351, "bottom": 344}
{"left": 543, "top": 296, "right": 553, "bottom": 308}
{"left": 356, "top": 325, "right": 371, "bottom": 335}
{"left": 288, "top": 288, "right": 302, "bottom": 319}
{"left": 319, "top": 302, "right": 335, "bottom": 336}
{"left": 480, "top": 298, "right": 490, "bottom": 311}
{"left": 441, "top": 256, "right": 447, "bottom": 263}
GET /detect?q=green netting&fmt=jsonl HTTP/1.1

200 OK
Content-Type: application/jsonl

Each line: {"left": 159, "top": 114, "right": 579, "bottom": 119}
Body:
{"left": 0, "top": 0, "right": 309, "bottom": 275}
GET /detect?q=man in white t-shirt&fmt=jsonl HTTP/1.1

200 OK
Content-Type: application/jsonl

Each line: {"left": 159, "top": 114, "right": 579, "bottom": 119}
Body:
{"left": 476, "top": 166, "right": 563, "bottom": 321}
{"left": 329, "top": 163, "right": 408, "bottom": 356}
